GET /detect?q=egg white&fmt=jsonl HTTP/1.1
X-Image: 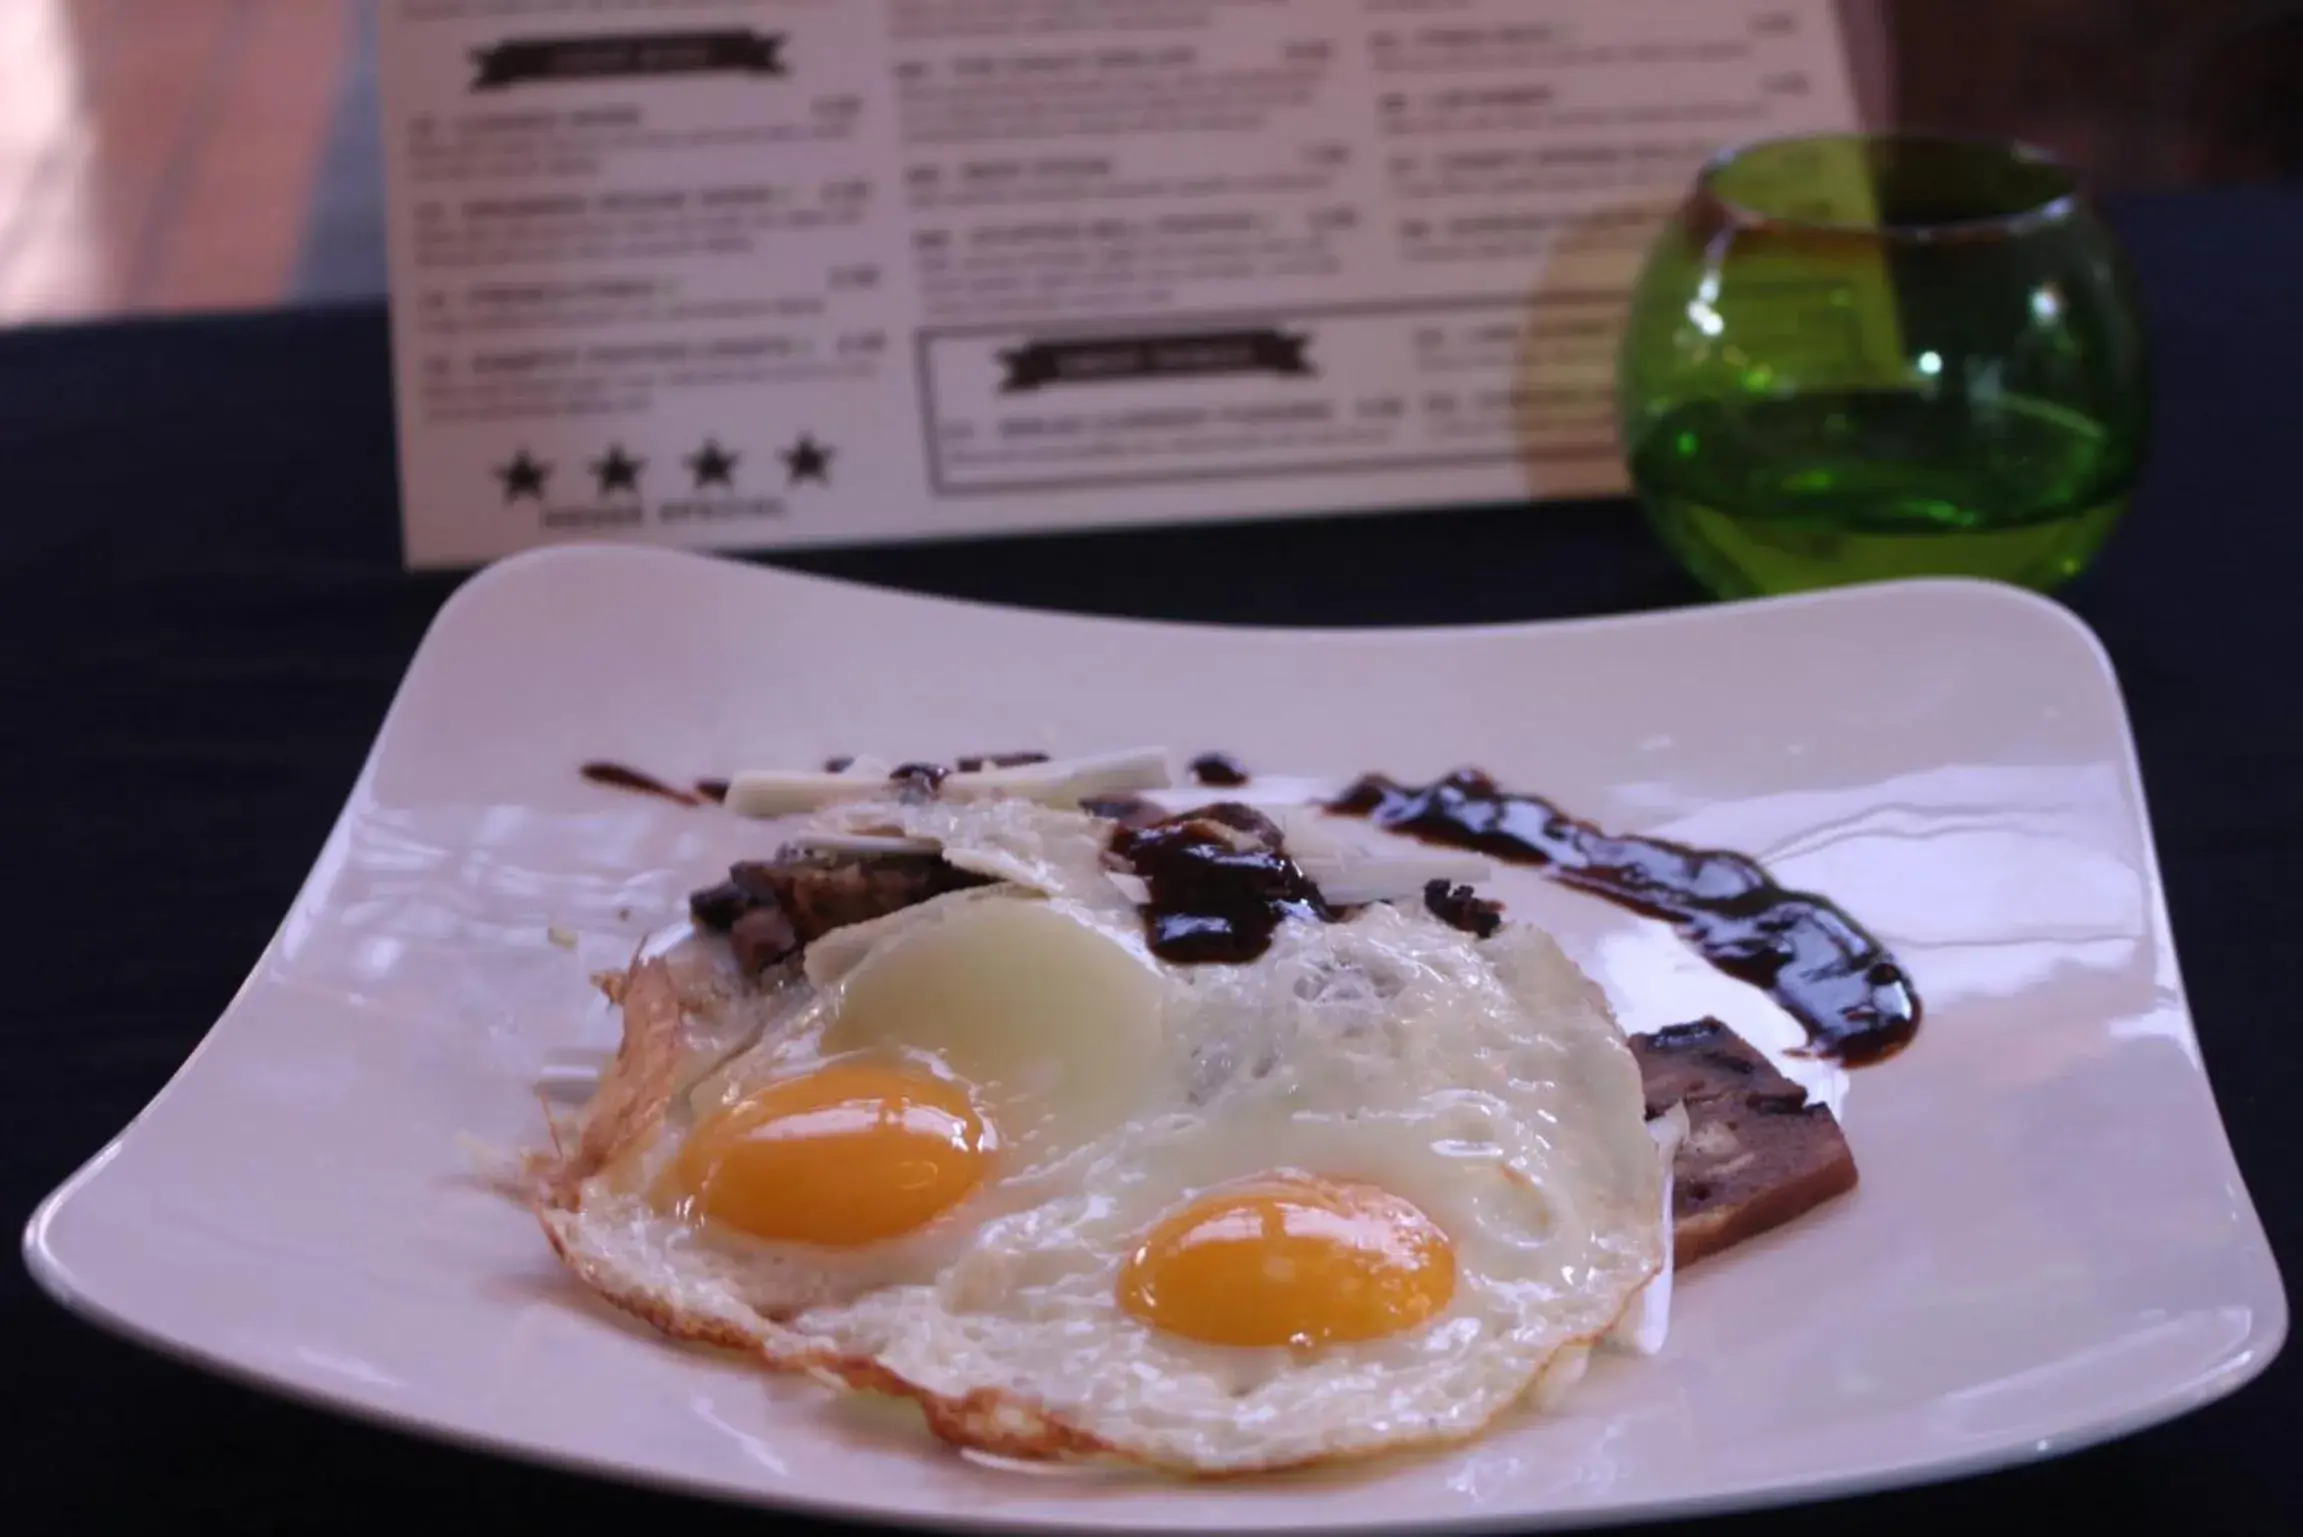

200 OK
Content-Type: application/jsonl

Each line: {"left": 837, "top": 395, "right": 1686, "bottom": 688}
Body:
{"left": 538, "top": 796, "right": 1666, "bottom": 1472}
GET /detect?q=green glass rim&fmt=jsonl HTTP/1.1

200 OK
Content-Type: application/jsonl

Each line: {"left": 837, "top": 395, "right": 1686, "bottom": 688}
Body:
{"left": 1693, "top": 131, "right": 2083, "bottom": 244}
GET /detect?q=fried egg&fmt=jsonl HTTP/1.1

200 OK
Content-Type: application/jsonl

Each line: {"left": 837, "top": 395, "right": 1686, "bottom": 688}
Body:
{"left": 533, "top": 794, "right": 1667, "bottom": 1473}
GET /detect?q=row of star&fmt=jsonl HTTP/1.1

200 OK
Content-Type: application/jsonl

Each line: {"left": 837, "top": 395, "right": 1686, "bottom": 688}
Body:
{"left": 495, "top": 435, "right": 832, "bottom": 502}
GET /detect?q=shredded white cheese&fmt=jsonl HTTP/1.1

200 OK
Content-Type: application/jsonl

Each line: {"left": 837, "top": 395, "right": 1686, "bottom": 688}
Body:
{"left": 724, "top": 748, "right": 1172, "bottom": 818}
{"left": 1296, "top": 851, "right": 1496, "bottom": 907}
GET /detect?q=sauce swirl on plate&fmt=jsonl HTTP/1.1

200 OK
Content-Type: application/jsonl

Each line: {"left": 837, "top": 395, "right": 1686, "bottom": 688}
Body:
{"left": 1332, "top": 770, "right": 1919, "bottom": 1066}
{"left": 580, "top": 761, "right": 701, "bottom": 807}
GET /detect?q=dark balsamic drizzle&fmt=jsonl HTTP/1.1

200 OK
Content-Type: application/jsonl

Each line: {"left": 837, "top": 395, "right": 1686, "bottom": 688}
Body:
{"left": 1333, "top": 770, "right": 1920, "bottom": 1067}
{"left": 956, "top": 751, "right": 1051, "bottom": 771}
{"left": 815, "top": 751, "right": 1048, "bottom": 777}
{"left": 1109, "top": 803, "right": 1334, "bottom": 964}
{"left": 1187, "top": 752, "right": 1251, "bottom": 787}
{"left": 580, "top": 761, "right": 700, "bottom": 806}
{"left": 1423, "top": 879, "right": 1503, "bottom": 939}
{"left": 586, "top": 754, "right": 1069, "bottom": 809}
{"left": 1081, "top": 794, "right": 1166, "bottom": 829}
{"left": 888, "top": 761, "right": 951, "bottom": 793}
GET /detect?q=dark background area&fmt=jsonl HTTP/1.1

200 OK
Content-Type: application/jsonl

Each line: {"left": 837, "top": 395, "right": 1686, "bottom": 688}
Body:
{"left": 1872, "top": 0, "right": 2303, "bottom": 188}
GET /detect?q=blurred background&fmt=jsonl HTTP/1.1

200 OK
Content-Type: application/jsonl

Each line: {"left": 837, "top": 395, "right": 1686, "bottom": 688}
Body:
{"left": 0, "top": 0, "right": 2296, "bottom": 329}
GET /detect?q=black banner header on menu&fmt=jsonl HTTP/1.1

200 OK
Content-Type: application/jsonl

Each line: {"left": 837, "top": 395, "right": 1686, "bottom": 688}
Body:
{"left": 471, "top": 31, "right": 787, "bottom": 91}
{"left": 998, "top": 329, "right": 1315, "bottom": 393}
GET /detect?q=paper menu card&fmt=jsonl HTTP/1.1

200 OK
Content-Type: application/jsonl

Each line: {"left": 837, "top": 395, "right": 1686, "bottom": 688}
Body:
{"left": 380, "top": 0, "right": 1862, "bottom": 568}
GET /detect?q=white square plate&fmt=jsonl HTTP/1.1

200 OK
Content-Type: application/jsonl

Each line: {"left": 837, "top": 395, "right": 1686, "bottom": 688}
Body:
{"left": 26, "top": 546, "right": 2285, "bottom": 1532}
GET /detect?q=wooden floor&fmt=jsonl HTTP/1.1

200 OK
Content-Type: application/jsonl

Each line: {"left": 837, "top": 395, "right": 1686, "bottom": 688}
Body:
{"left": 0, "top": 0, "right": 354, "bottom": 325}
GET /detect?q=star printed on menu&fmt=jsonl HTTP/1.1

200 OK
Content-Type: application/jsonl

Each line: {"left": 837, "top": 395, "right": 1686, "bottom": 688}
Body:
{"left": 781, "top": 432, "right": 834, "bottom": 487}
{"left": 494, "top": 448, "right": 550, "bottom": 504}
{"left": 687, "top": 438, "right": 740, "bottom": 490}
{"left": 591, "top": 444, "right": 645, "bottom": 497}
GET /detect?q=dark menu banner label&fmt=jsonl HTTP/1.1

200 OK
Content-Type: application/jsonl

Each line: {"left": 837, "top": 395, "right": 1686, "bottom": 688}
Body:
{"left": 926, "top": 295, "right": 1624, "bottom": 496}
{"left": 997, "top": 329, "right": 1314, "bottom": 393}
{"left": 471, "top": 31, "right": 786, "bottom": 91}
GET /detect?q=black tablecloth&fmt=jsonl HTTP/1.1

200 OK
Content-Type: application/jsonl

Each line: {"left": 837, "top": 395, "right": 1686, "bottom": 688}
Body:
{"left": 4, "top": 190, "right": 2297, "bottom": 1533}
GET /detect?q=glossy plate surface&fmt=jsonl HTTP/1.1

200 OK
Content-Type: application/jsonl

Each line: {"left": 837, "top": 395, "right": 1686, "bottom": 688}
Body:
{"left": 26, "top": 547, "right": 2285, "bottom": 1531}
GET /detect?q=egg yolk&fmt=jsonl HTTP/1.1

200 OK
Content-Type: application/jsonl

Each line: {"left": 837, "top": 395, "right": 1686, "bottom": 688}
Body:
{"left": 1117, "top": 1176, "right": 1456, "bottom": 1348}
{"left": 668, "top": 1064, "right": 990, "bottom": 1246}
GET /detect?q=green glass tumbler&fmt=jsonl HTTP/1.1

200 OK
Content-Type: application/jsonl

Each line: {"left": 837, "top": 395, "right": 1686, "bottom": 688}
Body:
{"left": 1616, "top": 133, "right": 2148, "bottom": 597}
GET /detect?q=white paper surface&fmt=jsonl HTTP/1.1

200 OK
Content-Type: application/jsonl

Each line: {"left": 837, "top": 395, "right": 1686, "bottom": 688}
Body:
{"left": 380, "top": 0, "right": 1860, "bottom": 568}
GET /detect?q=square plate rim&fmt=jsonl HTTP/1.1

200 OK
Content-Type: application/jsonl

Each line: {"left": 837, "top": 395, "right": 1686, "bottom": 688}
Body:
{"left": 22, "top": 544, "right": 2290, "bottom": 1533}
